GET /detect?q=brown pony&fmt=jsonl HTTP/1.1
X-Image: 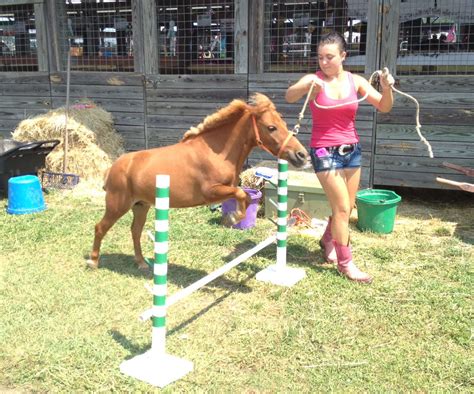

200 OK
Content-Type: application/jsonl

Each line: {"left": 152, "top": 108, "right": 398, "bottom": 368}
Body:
{"left": 88, "top": 93, "right": 308, "bottom": 270}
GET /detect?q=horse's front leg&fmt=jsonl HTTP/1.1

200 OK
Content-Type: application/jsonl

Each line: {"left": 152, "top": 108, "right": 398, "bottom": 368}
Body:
{"left": 208, "top": 185, "right": 251, "bottom": 227}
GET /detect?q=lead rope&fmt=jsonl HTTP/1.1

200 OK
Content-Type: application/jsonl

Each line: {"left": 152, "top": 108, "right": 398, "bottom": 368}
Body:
{"left": 293, "top": 70, "right": 434, "bottom": 158}
{"left": 390, "top": 85, "right": 433, "bottom": 158}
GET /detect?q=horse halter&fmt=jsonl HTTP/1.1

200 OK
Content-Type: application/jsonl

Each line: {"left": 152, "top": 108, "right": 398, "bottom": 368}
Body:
{"left": 251, "top": 116, "right": 295, "bottom": 158}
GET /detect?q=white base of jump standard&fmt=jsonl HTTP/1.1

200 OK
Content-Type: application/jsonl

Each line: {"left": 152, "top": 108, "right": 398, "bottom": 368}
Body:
{"left": 120, "top": 351, "right": 193, "bottom": 388}
{"left": 256, "top": 264, "right": 306, "bottom": 287}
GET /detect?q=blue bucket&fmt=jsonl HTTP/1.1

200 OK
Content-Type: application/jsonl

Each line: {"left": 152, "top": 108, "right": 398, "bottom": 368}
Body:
{"left": 7, "top": 175, "right": 46, "bottom": 215}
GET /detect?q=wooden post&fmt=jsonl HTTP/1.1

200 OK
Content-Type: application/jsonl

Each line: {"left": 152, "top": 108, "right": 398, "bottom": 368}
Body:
{"left": 248, "top": 0, "right": 263, "bottom": 74}
{"left": 365, "top": 0, "right": 382, "bottom": 74}
{"left": 34, "top": 2, "right": 48, "bottom": 71}
{"left": 132, "top": 0, "right": 144, "bottom": 73}
{"left": 235, "top": 0, "right": 249, "bottom": 74}
{"left": 379, "top": 0, "right": 400, "bottom": 76}
{"left": 42, "top": 0, "right": 64, "bottom": 72}
{"left": 144, "top": 0, "right": 158, "bottom": 75}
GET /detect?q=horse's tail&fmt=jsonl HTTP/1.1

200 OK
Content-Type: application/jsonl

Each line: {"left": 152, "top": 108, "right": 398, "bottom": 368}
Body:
{"left": 102, "top": 167, "right": 111, "bottom": 191}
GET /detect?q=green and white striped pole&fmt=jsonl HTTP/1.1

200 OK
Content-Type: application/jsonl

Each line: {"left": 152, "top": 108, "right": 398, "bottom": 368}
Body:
{"left": 120, "top": 175, "right": 193, "bottom": 388}
{"left": 256, "top": 159, "right": 306, "bottom": 287}
{"left": 152, "top": 174, "right": 170, "bottom": 354}
{"left": 276, "top": 159, "right": 288, "bottom": 268}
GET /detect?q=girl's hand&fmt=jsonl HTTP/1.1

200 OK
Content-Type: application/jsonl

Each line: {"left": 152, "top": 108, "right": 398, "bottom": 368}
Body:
{"left": 307, "top": 75, "right": 324, "bottom": 91}
{"left": 379, "top": 67, "right": 395, "bottom": 90}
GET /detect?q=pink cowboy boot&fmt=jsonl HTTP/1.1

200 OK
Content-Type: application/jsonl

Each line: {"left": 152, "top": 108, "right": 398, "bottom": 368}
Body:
{"left": 319, "top": 216, "right": 337, "bottom": 263}
{"left": 333, "top": 241, "right": 372, "bottom": 284}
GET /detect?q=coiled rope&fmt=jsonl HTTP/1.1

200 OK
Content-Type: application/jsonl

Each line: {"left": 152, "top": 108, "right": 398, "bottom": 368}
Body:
{"left": 292, "top": 69, "right": 434, "bottom": 158}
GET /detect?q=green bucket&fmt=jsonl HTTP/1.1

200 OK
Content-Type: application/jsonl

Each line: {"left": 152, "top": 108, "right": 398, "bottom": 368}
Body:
{"left": 356, "top": 189, "right": 402, "bottom": 234}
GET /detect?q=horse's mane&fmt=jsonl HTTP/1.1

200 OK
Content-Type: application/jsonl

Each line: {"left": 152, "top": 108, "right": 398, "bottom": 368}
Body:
{"left": 181, "top": 93, "right": 275, "bottom": 141}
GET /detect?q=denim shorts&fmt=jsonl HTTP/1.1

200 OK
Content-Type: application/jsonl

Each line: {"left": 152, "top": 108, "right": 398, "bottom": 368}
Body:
{"left": 309, "top": 143, "right": 362, "bottom": 173}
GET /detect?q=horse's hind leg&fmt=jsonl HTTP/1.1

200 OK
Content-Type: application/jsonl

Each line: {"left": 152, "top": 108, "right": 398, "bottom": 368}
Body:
{"left": 87, "top": 194, "right": 132, "bottom": 269}
{"left": 131, "top": 202, "right": 151, "bottom": 271}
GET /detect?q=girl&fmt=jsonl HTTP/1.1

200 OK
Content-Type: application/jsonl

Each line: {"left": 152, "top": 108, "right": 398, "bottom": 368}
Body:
{"left": 286, "top": 31, "right": 394, "bottom": 283}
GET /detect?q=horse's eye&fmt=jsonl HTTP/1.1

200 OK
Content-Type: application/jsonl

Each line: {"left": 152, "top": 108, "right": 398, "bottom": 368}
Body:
{"left": 267, "top": 126, "right": 277, "bottom": 132}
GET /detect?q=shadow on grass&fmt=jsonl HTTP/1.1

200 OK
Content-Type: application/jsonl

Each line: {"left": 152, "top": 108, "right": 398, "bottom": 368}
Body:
{"left": 84, "top": 253, "right": 152, "bottom": 279}
{"left": 109, "top": 330, "right": 148, "bottom": 356}
{"left": 110, "top": 240, "right": 338, "bottom": 356}
{"left": 88, "top": 240, "right": 274, "bottom": 292}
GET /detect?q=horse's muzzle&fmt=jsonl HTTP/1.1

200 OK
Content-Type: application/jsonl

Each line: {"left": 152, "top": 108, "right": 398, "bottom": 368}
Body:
{"left": 287, "top": 149, "right": 309, "bottom": 168}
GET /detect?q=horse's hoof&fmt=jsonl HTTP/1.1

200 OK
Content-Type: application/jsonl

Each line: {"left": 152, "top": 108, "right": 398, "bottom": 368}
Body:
{"left": 222, "top": 213, "right": 237, "bottom": 227}
{"left": 137, "top": 262, "right": 150, "bottom": 271}
{"left": 86, "top": 259, "right": 99, "bottom": 269}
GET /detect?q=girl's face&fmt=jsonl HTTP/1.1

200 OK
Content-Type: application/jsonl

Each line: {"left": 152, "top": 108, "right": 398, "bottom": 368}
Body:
{"left": 318, "top": 43, "right": 346, "bottom": 76}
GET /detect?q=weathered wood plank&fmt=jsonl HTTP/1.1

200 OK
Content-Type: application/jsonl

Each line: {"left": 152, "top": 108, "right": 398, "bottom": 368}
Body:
{"left": 0, "top": 96, "right": 51, "bottom": 109}
{"left": 0, "top": 109, "right": 48, "bottom": 130}
{"left": 248, "top": 0, "right": 264, "bottom": 74}
{"left": 147, "top": 128, "right": 185, "bottom": 148}
{"left": 146, "top": 116, "right": 202, "bottom": 130}
{"left": 0, "top": 72, "right": 51, "bottom": 84}
{"left": 365, "top": 0, "right": 381, "bottom": 74}
{"left": 378, "top": 108, "right": 474, "bottom": 126}
{"left": 145, "top": 74, "right": 247, "bottom": 89}
{"left": 146, "top": 89, "right": 247, "bottom": 102}
{"left": 0, "top": 84, "right": 51, "bottom": 97}
{"left": 49, "top": 72, "right": 144, "bottom": 86}
{"left": 375, "top": 155, "right": 473, "bottom": 175}
{"left": 132, "top": 0, "right": 144, "bottom": 73}
{"left": 373, "top": 170, "right": 471, "bottom": 189}
{"left": 116, "top": 125, "right": 146, "bottom": 151}
{"left": 0, "top": 0, "right": 43, "bottom": 5}
{"left": 380, "top": 0, "right": 399, "bottom": 74}
{"left": 377, "top": 124, "right": 474, "bottom": 142}
{"left": 376, "top": 139, "right": 474, "bottom": 159}
{"left": 392, "top": 92, "right": 474, "bottom": 108}
{"left": 51, "top": 97, "right": 143, "bottom": 113}
{"left": 0, "top": 130, "right": 12, "bottom": 139}
{"left": 147, "top": 101, "right": 224, "bottom": 116}
{"left": 142, "top": 0, "right": 158, "bottom": 74}
{"left": 249, "top": 73, "right": 380, "bottom": 86}
{"left": 396, "top": 76, "right": 474, "bottom": 93}
{"left": 234, "top": 0, "right": 248, "bottom": 74}
{"left": 111, "top": 112, "right": 145, "bottom": 126}
{"left": 51, "top": 85, "right": 143, "bottom": 100}
{"left": 34, "top": 3, "right": 48, "bottom": 72}
{"left": 45, "top": 0, "right": 64, "bottom": 72}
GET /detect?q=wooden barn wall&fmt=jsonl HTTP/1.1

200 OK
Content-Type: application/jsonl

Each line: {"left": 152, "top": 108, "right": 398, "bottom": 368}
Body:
{"left": 374, "top": 76, "right": 474, "bottom": 189}
{"left": 49, "top": 72, "right": 146, "bottom": 151}
{"left": 1, "top": 0, "right": 473, "bottom": 191}
{"left": 248, "top": 73, "right": 375, "bottom": 188}
{"left": 144, "top": 74, "right": 248, "bottom": 148}
{"left": 0, "top": 73, "right": 52, "bottom": 139}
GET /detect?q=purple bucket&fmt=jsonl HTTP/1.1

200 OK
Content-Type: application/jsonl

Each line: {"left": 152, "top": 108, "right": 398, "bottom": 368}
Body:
{"left": 221, "top": 188, "right": 262, "bottom": 230}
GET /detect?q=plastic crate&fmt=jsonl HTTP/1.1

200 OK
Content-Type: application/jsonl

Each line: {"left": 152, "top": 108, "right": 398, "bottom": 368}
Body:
{"left": 264, "top": 170, "right": 331, "bottom": 220}
{"left": 0, "top": 139, "right": 60, "bottom": 196}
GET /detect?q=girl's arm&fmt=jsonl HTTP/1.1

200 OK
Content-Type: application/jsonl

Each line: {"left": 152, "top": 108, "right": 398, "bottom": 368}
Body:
{"left": 354, "top": 69, "right": 394, "bottom": 113}
{"left": 285, "top": 74, "right": 324, "bottom": 103}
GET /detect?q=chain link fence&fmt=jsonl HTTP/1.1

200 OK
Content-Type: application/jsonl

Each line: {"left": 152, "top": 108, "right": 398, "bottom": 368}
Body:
{"left": 0, "top": 3, "right": 38, "bottom": 72}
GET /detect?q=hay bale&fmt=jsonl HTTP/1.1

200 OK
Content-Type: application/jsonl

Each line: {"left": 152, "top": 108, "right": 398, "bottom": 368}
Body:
{"left": 240, "top": 168, "right": 262, "bottom": 190}
{"left": 12, "top": 102, "right": 124, "bottom": 181}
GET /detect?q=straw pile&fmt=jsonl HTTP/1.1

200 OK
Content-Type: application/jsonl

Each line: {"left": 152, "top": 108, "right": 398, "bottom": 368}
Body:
{"left": 240, "top": 168, "right": 262, "bottom": 190}
{"left": 12, "top": 102, "right": 124, "bottom": 181}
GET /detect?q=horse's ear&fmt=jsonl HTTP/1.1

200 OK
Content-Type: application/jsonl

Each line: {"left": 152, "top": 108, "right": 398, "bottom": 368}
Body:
{"left": 248, "top": 93, "right": 269, "bottom": 107}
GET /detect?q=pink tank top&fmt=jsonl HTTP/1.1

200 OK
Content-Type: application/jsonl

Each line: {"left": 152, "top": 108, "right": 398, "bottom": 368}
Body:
{"left": 309, "top": 71, "right": 359, "bottom": 148}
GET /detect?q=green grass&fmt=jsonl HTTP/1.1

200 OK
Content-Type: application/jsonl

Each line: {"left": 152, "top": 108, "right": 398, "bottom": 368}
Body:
{"left": 0, "top": 187, "right": 472, "bottom": 392}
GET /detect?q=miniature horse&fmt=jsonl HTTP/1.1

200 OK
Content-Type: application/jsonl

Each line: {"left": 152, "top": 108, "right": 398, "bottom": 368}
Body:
{"left": 88, "top": 93, "right": 308, "bottom": 270}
